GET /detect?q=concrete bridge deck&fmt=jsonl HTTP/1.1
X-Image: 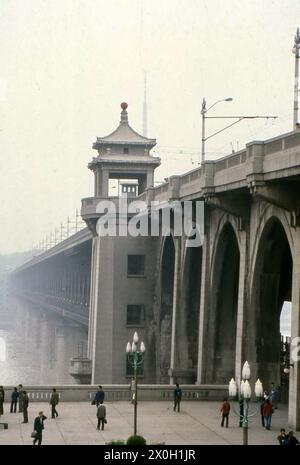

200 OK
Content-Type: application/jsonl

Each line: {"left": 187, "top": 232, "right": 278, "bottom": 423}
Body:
{"left": 0, "top": 401, "right": 289, "bottom": 445}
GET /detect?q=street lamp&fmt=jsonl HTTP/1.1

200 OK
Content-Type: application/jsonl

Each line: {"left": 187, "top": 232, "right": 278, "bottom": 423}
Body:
{"left": 201, "top": 97, "right": 233, "bottom": 164}
{"left": 228, "top": 361, "right": 263, "bottom": 445}
{"left": 126, "top": 331, "right": 146, "bottom": 436}
{"left": 200, "top": 97, "right": 277, "bottom": 164}
{"left": 292, "top": 27, "right": 300, "bottom": 129}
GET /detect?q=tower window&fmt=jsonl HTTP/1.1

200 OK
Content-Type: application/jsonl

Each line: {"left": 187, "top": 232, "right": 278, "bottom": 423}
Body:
{"left": 127, "top": 305, "right": 145, "bottom": 326}
{"left": 123, "top": 147, "right": 129, "bottom": 154}
{"left": 128, "top": 255, "right": 145, "bottom": 276}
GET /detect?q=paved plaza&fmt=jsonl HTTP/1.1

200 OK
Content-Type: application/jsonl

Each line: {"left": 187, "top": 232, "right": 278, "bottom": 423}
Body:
{"left": 0, "top": 401, "right": 292, "bottom": 445}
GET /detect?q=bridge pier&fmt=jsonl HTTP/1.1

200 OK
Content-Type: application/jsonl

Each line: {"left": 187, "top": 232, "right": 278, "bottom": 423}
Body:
{"left": 289, "top": 229, "right": 300, "bottom": 429}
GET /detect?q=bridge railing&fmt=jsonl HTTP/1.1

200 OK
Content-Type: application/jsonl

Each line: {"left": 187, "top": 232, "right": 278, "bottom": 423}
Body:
{"left": 2, "top": 385, "right": 228, "bottom": 402}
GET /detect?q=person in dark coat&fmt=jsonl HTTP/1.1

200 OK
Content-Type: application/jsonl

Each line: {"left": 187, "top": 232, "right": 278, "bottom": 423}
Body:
{"left": 94, "top": 385, "right": 105, "bottom": 407}
{"left": 49, "top": 388, "right": 59, "bottom": 418}
{"left": 0, "top": 386, "right": 4, "bottom": 416}
{"left": 22, "top": 391, "right": 29, "bottom": 423}
{"left": 18, "top": 384, "right": 24, "bottom": 413}
{"left": 288, "top": 431, "right": 300, "bottom": 445}
{"left": 33, "top": 411, "right": 47, "bottom": 445}
{"left": 96, "top": 401, "right": 107, "bottom": 430}
{"left": 173, "top": 383, "right": 182, "bottom": 412}
{"left": 10, "top": 387, "right": 19, "bottom": 413}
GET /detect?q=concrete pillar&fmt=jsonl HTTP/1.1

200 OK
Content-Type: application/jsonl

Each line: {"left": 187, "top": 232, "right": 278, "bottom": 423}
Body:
{"left": 88, "top": 235, "right": 114, "bottom": 383}
{"left": 169, "top": 237, "right": 181, "bottom": 384}
{"left": 288, "top": 228, "right": 300, "bottom": 429}
{"left": 234, "top": 229, "right": 247, "bottom": 381}
{"left": 146, "top": 171, "right": 154, "bottom": 189}
{"left": 196, "top": 233, "right": 210, "bottom": 384}
{"left": 98, "top": 169, "right": 109, "bottom": 197}
{"left": 87, "top": 237, "right": 100, "bottom": 361}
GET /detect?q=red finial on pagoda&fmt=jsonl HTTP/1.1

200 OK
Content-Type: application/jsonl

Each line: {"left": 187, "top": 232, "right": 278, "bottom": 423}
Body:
{"left": 121, "top": 102, "right": 128, "bottom": 110}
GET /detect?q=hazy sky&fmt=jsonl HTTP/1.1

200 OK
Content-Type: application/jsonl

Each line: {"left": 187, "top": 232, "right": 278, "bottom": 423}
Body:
{"left": 0, "top": 0, "right": 299, "bottom": 254}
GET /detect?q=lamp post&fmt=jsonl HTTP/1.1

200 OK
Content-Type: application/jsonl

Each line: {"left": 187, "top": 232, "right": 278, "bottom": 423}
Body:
{"left": 228, "top": 361, "right": 263, "bottom": 446}
{"left": 201, "top": 97, "right": 233, "bottom": 164}
{"left": 200, "top": 97, "right": 277, "bottom": 164}
{"left": 293, "top": 27, "right": 300, "bottom": 129}
{"left": 126, "top": 331, "right": 146, "bottom": 436}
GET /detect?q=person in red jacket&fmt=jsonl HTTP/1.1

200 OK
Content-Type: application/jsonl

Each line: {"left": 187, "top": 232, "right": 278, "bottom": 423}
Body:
{"left": 220, "top": 398, "right": 231, "bottom": 428}
{"left": 263, "top": 398, "right": 273, "bottom": 430}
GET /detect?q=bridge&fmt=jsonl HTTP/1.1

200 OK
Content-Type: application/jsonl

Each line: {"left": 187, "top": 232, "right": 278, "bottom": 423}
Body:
{"left": 10, "top": 104, "right": 300, "bottom": 429}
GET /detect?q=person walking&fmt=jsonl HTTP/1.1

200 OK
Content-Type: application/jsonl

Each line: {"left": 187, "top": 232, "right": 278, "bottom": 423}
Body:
{"left": 260, "top": 397, "right": 265, "bottom": 427}
{"left": 173, "top": 383, "right": 182, "bottom": 412}
{"left": 33, "top": 411, "right": 47, "bottom": 445}
{"left": 49, "top": 388, "right": 59, "bottom": 418}
{"left": 18, "top": 384, "right": 24, "bottom": 413}
{"left": 220, "top": 398, "right": 230, "bottom": 428}
{"left": 263, "top": 398, "right": 273, "bottom": 430}
{"left": 10, "top": 387, "right": 19, "bottom": 413}
{"left": 22, "top": 391, "right": 29, "bottom": 423}
{"left": 93, "top": 385, "right": 105, "bottom": 407}
{"left": 96, "top": 401, "right": 107, "bottom": 430}
{"left": 0, "top": 386, "right": 5, "bottom": 416}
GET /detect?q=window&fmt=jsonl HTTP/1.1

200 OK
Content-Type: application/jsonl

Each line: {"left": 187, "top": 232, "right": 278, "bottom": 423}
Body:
{"left": 127, "top": 255, "right": 145, "bottom": 276}
{"left": 123, "top": 147, "right": 129, "bottom": 154}
{"left": 126, "top": 355, "right": 144, "bottom": 376}
{"left": 127, "top": 305, "right": 145, "bottom": 326}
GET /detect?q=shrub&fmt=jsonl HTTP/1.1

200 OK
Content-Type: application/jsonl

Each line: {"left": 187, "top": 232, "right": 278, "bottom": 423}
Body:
{"left": 126, "top": 435, "right": 147, "bottom": 445}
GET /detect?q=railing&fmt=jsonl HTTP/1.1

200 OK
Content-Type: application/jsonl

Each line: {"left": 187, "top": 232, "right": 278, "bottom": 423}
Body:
{"left": 1, "top": 385, "right": 228, "bottom": 402}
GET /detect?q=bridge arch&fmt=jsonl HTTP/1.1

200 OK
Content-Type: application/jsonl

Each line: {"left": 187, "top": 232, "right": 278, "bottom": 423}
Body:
{"left": 249, "top": 213, "right": 293, "bottom": 389}
{"left": 159, "top": 234, "right": 176, "bottom": 383}
{"left": 207, "top": 221, "right": 240, "bottom": 383}
{"left": 175, "top": 237, "right": 202, "bottom": 383}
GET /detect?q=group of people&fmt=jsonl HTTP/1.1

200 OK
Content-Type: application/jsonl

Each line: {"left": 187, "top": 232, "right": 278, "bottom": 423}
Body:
{"left": 92, "top": 385, "right": 107, "bottom": 431}
{"left": 218, "top": 382, "right": 299, "bottom": 445}
{"left": 0, "top": 385, "right": 60, "bottom": 445}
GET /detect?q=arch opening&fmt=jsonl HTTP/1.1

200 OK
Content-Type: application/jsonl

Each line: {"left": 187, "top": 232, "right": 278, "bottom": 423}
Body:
{"left": 159, "top": 236, "right": 175, "bottom": 383}
{"left": 208, "top": 223, "right": 240, "bottom": 383}
{"left": 252, "top": 218, "right": 293, "bottom": 393}
{"left": 175, "top": 245, "right": 202, "bottom": 383}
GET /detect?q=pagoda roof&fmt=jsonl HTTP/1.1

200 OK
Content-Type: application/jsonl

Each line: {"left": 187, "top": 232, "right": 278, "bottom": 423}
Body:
{"left": 93, "top": 103, "right": 156, "bottom": 149}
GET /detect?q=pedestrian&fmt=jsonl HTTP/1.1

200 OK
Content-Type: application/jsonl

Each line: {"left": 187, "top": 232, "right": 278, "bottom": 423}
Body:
{"left": 22, "top": 390, "right": 29, "bottom": 423}
{"left": 263, "top": 398, "right": 273, "bottom": 430}
{"left": 10, "top": 387, "right": 19, "bottom": 413}
{"left": 270, "top": 382, "right": 278, "bottom": 409}
{"left": 260, "top": 397, "right": 265, "bottom": 427}
{"left": 287, "top": 431, "right": 300, "bottom": 445}
{"left": 277, "top": 428, "right": 289, "bottom": 445}
{"left": 0, "top": 386, "right": 4, "bottom": 416}
{"left": 18, "top": 384, "right": 24, "bottom": 413}
{"left": 173, "top": 383, "right": 182, "bottom": 412}
{"left": 32, "top": 411, "right": 47, "bottom": 445}
{"left": 220, "top": 398, "right": 230, "bottom": 428}
{"left": 49, "top": 388, "right": 59, "bottom": 418}
{"left": 96, "top": 401, "right": 107, "bottom": 430}
{"left": 93, "top": 385, "right": 105, "bottom": 407}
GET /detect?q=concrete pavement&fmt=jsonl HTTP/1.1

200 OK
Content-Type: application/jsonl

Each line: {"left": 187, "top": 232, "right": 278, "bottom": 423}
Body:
{"left": 0, "top": 401, "right": 291, "bottom": 445}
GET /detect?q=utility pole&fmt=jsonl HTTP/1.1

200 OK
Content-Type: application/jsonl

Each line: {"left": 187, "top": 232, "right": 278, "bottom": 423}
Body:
{"left": 293, "top": 27, "right": 300, "bottom": 129}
